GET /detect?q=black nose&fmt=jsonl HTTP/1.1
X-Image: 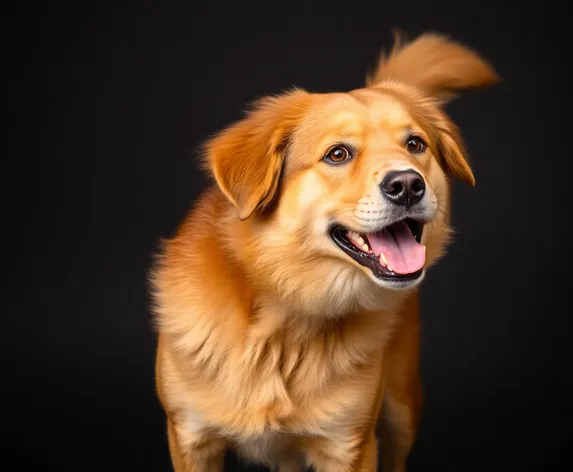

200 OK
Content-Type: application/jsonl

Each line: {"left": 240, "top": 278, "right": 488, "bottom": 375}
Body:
{"left": 380, "top": 170, "right": 426, "bottom": 208}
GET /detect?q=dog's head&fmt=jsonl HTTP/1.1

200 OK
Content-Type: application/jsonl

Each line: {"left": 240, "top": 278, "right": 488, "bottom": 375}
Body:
{"left": 204, "top": 34, "right": 498, "bottom": 314}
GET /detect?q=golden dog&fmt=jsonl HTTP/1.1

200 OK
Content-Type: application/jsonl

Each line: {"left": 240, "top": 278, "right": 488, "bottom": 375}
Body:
{"left": 152, "top": 33, "right": 498, "bottom": 471}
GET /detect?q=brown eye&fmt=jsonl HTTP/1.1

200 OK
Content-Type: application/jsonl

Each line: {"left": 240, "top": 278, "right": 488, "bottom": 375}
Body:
{"left": 406, "top": 136, "right": 427, "bottom": 154}
{"left": 323, "top": 145, "right": 352, "bottom": 165}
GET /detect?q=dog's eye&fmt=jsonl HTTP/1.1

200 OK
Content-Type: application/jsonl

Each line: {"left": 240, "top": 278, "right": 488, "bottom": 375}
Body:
{"left": 323, "top": 146, "right": 352, "bottom": 164}
{"left": 406, "top": 136, "right": 427, "bottom": 154}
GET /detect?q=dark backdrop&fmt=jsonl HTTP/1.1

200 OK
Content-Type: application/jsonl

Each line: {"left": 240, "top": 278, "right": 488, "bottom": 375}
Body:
{"left": 8, "top": 1, "right": 572, "bottom": 471}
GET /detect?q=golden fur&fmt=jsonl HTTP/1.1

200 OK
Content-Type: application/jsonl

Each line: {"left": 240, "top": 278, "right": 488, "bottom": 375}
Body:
{"left": 152, "top": 33, "right": 498, "bottom": 471}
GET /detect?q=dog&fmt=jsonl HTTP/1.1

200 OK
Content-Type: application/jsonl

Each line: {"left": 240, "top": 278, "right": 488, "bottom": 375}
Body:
{"left": 151, "top": 33, "right": 498, "bottom": 471}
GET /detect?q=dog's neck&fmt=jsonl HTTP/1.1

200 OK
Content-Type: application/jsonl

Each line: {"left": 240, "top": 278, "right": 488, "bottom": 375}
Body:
{"left": 224, "top": 209, "right": 410, "bottom": 321}
{"left": 156, "top": 190, "right": 406, "bottom": 401}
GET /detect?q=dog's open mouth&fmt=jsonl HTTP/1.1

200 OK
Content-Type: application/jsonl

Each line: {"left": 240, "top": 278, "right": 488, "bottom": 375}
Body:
{"left": 329, "top": 219, "right": 425, "bottom": 281}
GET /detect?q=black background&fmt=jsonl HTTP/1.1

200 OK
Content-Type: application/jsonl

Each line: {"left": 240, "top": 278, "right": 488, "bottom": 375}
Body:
{"left": 8, "top": 1, "right": 572, "bottom": 471}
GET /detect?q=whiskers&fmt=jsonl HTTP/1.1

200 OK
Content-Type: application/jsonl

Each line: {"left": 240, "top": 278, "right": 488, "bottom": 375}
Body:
{"left": 330, "top": 190, "right": 450, "bottom": 232}
{"left": 331, "top": 205, "right": 395, "bottom": 230}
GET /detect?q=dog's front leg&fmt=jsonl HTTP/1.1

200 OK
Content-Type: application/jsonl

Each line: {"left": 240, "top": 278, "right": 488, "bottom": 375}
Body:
{"left": 377, "top": 293, "right": 423, "bottom": 472}
{"left": 167, "top": 416, "right": 226, "bottom": 472}
{"left": 306, "top": 429, "right": 378, "bottom": 472}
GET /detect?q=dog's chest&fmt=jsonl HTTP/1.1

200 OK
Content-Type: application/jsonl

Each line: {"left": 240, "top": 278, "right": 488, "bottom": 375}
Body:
{"left": 178, "top": 313, "right": 392, "bottom": 442}
{"left": 232, "top": 330, "right": 385, "bottom": 437}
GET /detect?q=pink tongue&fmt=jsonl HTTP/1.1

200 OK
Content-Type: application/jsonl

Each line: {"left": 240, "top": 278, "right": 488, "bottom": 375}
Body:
{"left": 367, "top": 221, "right": 426, "bottom": 275}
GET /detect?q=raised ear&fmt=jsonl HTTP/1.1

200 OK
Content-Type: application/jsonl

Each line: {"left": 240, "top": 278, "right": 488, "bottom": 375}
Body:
{"left": 203, "top": 90, "right": 311, "bottom": 220}
{"left": 367, "top": 32, "right": 499, "bottom": 100}
{"left": 368, "top": 32, "right": 497, "bottom": 186}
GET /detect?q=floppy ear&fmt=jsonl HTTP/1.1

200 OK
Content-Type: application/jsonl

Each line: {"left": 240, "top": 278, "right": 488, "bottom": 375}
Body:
{"left": 204, "top": 90, "right": 311, "bottom": 220}
{"left": 367, "top": 32, "right": 499, "bottom": 101}
{"left": 434, "top": 113, "right": 476, "bottom": 186}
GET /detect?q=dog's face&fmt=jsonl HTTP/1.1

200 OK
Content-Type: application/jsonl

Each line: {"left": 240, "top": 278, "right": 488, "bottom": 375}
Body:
{"left": 205, "top": 35, "right": 496, "bottom": 314}
{"left": 275, "top": 87, "right": 462, "bottom": 291}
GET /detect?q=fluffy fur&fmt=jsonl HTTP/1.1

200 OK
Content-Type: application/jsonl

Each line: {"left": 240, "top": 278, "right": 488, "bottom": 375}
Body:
{"left": 152, "top": 33, "right": 498, "bottom": 471}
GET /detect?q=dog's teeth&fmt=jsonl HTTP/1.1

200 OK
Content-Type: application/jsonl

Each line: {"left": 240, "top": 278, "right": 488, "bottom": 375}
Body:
{"left": 387, "top": 265, "right": 393, "bottom": 272}
{"left": 357, "top": 236, "right": 365, "bottom": 245}
{"left": 379, "top": 252, "right": 389, "bottom": 266}
{"left": 362, "top": 243, "right": 369, "bottom": 252}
